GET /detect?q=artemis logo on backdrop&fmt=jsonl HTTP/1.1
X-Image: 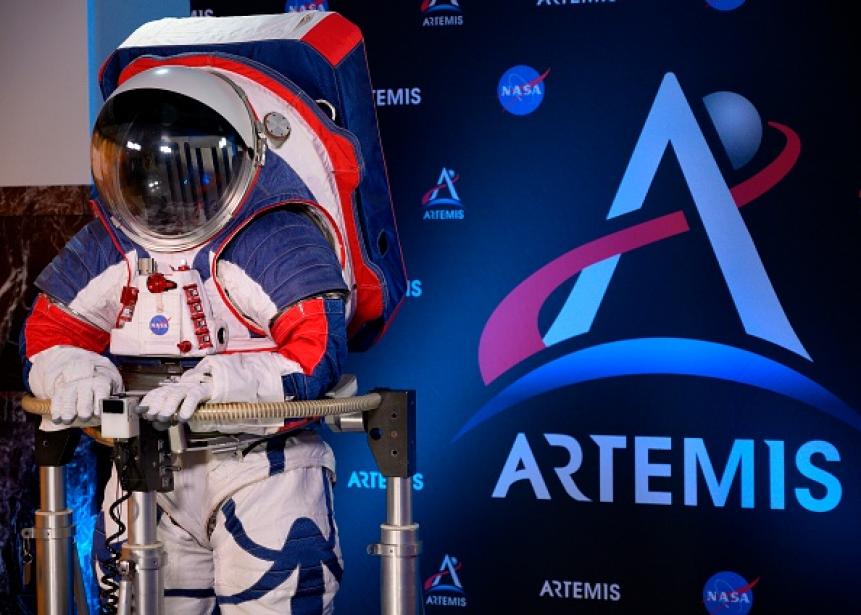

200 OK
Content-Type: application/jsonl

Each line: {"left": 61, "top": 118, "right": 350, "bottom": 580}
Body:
{"left": 405, "top": 279, "right": 423, "bottom": 298}
{"left": 422, "top": 168, "right": 464, "bottom": 220}
{"left": 454, "top": 73, "right": 859, "bottom": 510}
{"left": 421, "top": 0, "right": 463, "bottom": 27}
{"left": 346, "top": 470, "right": 424, "bottom": 490}
{"left": 424, "top": 554, "right": 467, "bottom": 607}
{"left": 373, "top": 88, "right": 422, "bottom": 107}
{"left": 492, "top": 433, "right": 842, "bottom": 512}
{"left": 537, "top": 0, "right": 616, "bottom": 6}
{"left": 540, "top": 578, "right": 621, "bottom": 602}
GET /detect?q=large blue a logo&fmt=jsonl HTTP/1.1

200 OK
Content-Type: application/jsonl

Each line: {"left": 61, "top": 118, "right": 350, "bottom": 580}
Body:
{"left": 544, "top": 74, "right": 806, "bottom": 359}
{"left": 455, "top": 73, "right": 858, "bottom": 441}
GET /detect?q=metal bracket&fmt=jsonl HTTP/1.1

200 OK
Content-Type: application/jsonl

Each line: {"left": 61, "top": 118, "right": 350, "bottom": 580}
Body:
{"left": 365, "top": 390, "right": 416, "bottom": 478}
{"left": 370, "top": 523, "right": 422, "bottom": 558}
{"left": 34, "top": 427, "right": 81, "bottom": 467}
{"left": 121, "top": 543, "right": 165, "bottom": 570}
{"left": 368, "top": 542, "right": 423, "bottom": 558}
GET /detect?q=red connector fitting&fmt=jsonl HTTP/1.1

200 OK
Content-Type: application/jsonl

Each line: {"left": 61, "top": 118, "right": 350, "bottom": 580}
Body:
{"left": 147, "top": 273, "right": 178, "bottom": 294}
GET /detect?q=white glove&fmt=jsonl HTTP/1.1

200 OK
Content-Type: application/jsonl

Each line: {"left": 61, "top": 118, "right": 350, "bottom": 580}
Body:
{"left": 138, "top": 353, "right": 297, "bottom": 423}
{"left": 138, "top": 370, "right": 213, "bottom": 423}
{"left": 28, "top": 346, "right": 124, "bottom": 425}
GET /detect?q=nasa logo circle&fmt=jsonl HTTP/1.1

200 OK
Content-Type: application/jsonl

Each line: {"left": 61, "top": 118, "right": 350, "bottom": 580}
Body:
{"left": 706, "top": 0, "right": 746, "bottom": 10}
{"left": 702, "top": 571, "right": 755, "bottom": 615}
{"left": 284, "top": 0, "right": 328, "bottom": 11}
{"left": 497, "top": 65, "right": 548, "bottom": 116}
{"left": 149, "top": 315, "right": 169, "bottom": 336}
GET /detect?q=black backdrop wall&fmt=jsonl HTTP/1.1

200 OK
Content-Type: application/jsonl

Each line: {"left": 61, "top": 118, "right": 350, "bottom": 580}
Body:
{"left": 331, "top": 2, "right": 860, "bottom": 613}
{"left": 1, "top": 1, "right": 858, "bottom": 613}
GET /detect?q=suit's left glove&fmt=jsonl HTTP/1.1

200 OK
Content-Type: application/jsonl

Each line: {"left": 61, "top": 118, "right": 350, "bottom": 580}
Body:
{"left": 29, "top": 345, "right": 124, "bottom": 425}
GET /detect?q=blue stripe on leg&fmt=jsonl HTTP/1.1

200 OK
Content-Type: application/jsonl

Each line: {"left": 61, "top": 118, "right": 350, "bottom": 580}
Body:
{"left": 216, "top": 470, "right": 342, "bottom": 610}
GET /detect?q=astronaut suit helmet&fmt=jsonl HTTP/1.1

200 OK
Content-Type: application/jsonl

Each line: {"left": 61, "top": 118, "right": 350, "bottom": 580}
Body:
{"left": 91, "top": 66, "right": 264, "bottom": 252}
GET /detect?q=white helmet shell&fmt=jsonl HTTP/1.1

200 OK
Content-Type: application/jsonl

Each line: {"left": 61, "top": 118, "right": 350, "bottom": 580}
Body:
{"left": 110, "top": 66, "right": 258, "bottom": 149}
{"left": 92, "top": 66, "right": 263, "bottom": 252}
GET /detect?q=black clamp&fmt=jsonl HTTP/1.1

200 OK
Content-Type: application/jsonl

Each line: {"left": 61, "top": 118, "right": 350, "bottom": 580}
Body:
{"left": 114, "top": 420, "right": 174, "bottom": 493}
{"left": 364, "top": 389, "right": 416, "bottom": 479}
{"left": 33, "top": 427, "right": 82, "bottom": 467}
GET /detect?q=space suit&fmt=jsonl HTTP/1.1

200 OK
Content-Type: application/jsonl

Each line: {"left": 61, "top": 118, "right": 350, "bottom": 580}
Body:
{"left": 19, "top": 12, "right": 406, "bottom": 614}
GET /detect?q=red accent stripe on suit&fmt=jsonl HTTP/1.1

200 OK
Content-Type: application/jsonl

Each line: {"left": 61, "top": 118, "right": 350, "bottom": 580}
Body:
{"left": 24, "top": 295, "right": 110, "bottom": 358}
{"left": 270, "top": 297, "right": 329, "bottom": 376}
{"left": 301, "top": 13, "right": 363, "bottom": 66}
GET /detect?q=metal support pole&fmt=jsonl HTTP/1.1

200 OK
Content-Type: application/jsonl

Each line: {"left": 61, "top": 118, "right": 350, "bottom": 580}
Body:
{"left": 365, "top": 390, "right": 421, "bottom": 615}
{"left": 34, "top": 466, "right": 74, "bottom": 615}
{"left": 27, "top": 427, "right": 81, "bottom": 615}
{"left": 122, "top": 491, "right": 164, "bottom": 615}
{"left": 371, "top": 477, "right": 421, "bottom": 615}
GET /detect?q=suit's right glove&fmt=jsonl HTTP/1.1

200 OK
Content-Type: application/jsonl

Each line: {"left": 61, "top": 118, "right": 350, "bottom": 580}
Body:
{"left": 136, "top": 353, "right": 296, "bottom": 428}
{"left": 28, "top": 345, "right": 124, "bottom": 425}
{"left": 138, "top": 370, "right": 213, "bottom": 423}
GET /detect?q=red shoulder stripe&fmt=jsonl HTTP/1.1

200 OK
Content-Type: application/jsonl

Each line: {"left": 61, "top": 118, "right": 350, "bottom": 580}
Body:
{"left": 301, "top": 13, "right": 363, "bottom": 66}
{"left": 270, "top": 297, "right": 329, "bottom": 376}
{"left": 24, "top": 295, "right": 110, "bottom": 358}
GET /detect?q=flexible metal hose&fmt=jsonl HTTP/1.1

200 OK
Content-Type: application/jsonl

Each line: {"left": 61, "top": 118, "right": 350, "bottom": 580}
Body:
{"left": 20, "top": 393, "right": 381, "bottom": 424}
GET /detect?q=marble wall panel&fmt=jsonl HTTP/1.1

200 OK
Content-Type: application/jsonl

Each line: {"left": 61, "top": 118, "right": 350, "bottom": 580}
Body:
{"left": 0, "top": 186, "right": 91, "bottom": 391}
{"left": 0, "top": 186, "right": 91, "bottom": 610}
{"left": 0, "top": 393, "right": 35, "bottom": 610}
